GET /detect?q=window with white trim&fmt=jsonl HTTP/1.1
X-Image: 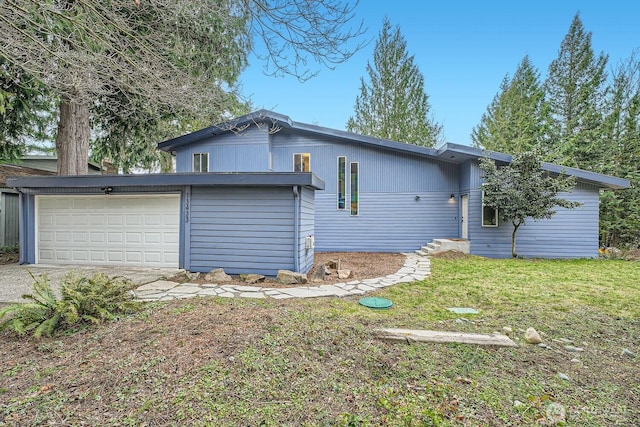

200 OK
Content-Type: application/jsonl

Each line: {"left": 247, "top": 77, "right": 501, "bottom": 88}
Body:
{"left": 481, "top": 191, "right": 498, "bottom": 227}
{"left": 193, "top": 153, "right": 209, "bottom": 172}
{"left": 293, "top": 153, "right": 310, "bottom": 172}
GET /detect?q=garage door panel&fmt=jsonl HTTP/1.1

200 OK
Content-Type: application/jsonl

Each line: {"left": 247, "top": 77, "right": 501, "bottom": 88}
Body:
{"left": 37, "top": 195, "right": 180, "bottom": 268}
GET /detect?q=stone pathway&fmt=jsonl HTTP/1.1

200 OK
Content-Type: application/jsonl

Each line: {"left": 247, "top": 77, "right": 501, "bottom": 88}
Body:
{"left": 133, "top": 253, "right": 430, "bottom": 301}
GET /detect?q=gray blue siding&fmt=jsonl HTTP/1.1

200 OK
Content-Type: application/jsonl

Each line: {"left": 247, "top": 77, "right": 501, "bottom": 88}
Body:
{"left": 189, "top": 186, "right": 297, "bottom": 275}
{"left": 270, "top": 130, "right": 460, "bottom": 251}
{"left": 175, "top": 126, "right": 270, "bottom": 172}
{"left": 298, "top": 186, "right": 315, "bottom": 272}
{"left": 468, "top": 182, "right": 600, "bottom": 258}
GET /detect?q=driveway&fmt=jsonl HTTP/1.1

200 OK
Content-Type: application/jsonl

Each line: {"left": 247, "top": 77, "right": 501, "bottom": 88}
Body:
{"left": 0, "top": 263, "right": 181, "bottom": 303}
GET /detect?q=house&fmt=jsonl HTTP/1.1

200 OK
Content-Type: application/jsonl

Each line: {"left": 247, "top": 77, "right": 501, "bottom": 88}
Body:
{"left": 8, "top": 110, "right": 629, "bottom": 274}
{"left": 157, "top": 110, "right": 629, "bottom": 258}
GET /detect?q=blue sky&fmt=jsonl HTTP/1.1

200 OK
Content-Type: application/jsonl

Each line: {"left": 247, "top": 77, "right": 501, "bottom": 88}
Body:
{"left": 239, "top": 1, "right": 639, "bottom": 146}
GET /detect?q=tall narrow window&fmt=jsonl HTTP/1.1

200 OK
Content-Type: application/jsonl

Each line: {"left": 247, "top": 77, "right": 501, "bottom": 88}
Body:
{"left": 337, "top": 156, "right": 346, "bottom": 210}
{"left": 293, "top": 153, "right": 310, "bottom": 172}
{"left": 481, "top": 191, "right": 498, "bottom": 227}
{"left": 193, "top": 153, "right": 209, "bottom": 172}
{"left": 350, "top": 162, "right": 359, "bottom": 216}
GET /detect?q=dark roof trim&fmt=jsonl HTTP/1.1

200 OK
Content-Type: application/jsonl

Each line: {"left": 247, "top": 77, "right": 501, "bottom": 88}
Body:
{"left": 157, "top": 109, "right": 440, "bottom": 158}
{"left": 156, "top": 109, "right": 629, "bottom": 190}
{"left": 8, "top": 172, "right": 325, "bottom": 191}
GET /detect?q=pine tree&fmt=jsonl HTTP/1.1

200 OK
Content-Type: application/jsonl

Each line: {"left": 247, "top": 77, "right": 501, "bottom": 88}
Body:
{"left": 472, "top": 56, "right": 549, "bottom": 154}
{"left": 599, "top": 52, "right": 640, "bottom": 247}
{"left": 346, "top": 18, "right": 442, "bottom": 147}
{"left": 544, "top": 13, "right": 608, "bottom": 170}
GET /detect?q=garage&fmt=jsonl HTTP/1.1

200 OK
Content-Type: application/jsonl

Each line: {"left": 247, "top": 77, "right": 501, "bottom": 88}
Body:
{"left": 36, "top": 194, "right": 180, "bottom": 267}
{"left": 9, "top": 173, "right": 323, "bottom": 274}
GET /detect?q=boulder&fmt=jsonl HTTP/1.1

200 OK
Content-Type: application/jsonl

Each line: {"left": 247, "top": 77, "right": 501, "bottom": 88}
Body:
{"left": 325, "top": 259, "right": 341, "bottom": 269}
{"left": 311, "top": 264, "right": 328, "bottom": 282}
{"left": 337, "top": 269, "right": 352, "bottom": 279}
{"left": 240, "top": 274, "right": 265, "bottom": 284}
{"left": 277, "top": 270, "right": 307, "bottom": 285}
{"left": 204, "top": 268, "right": 232, "bottom": 282}
{"left": 524, "top": 327, "right": 542, "bottom": 344}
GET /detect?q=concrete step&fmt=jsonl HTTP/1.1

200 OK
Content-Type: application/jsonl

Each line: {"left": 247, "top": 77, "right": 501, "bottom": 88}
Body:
{"left": 415, "top": 250, "right": 428, "bottom": 257}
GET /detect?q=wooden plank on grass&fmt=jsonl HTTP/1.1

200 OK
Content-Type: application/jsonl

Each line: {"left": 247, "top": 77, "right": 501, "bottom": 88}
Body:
{"left": 375, "top": 328, "right": 518, "bottom": 347}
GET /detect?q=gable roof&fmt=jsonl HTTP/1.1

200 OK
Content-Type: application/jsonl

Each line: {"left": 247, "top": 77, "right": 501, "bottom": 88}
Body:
{"left": 157, "top": 109, "right": 630, "bottom": 190}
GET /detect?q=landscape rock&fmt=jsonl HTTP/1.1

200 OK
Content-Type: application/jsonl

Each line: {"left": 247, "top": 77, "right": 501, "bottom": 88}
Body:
{"left": 204, "top": 268, "right": 232, "bottom": 282}
{"left": 325, "top": 260, "right": 339, "bottom": 269}
{"left": 621, "top": 348, "right": 635, "bottom": 358}
{"left": 557, "top": 372, "right": 570, "bottom": 381}
{"left": 502, "top": 326, "right": 513, "bottom": 334}
{"left": 564, "top": 345, "right": 584, "bottom": 352}
{"left": 513, "top": 400, "right": 525, "bottom": 408}
{"left": 545, "top": 402, "right": 567, "bottom": 424}
{"left": 311, "top": 264, "right": 328, "bottom": 282}
{"left": 277, "top": 270, "right": 307, "bottom": 285}
{"left": 337, "top": 269, "right": 352, "bottom": 279}
{"left": 240, "top": 274, "right": 265, "bottom": 284}
{"left": 524, "top": 327, "right": 543, "bottom": 344}
{"left": 570, "top": 358, "right": 581, "bottom": 363}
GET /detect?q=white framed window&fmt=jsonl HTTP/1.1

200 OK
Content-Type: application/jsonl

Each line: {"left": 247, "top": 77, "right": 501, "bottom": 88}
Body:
{"left": 293, "top": 153, "right": 310, "bottom": 172}
{"left": 481, "top": 191, "right": 498, "bottom": 227}
{"left": 337, "top": 156, "right": 346, "bottom": 210}
{"left": 193, "top": 153, "right": 209, "bottom": 172}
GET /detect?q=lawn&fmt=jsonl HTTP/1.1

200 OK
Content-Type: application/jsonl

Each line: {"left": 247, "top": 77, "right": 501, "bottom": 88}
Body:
{"left": 1, "top": 256, "right": 638, "bottom": 426}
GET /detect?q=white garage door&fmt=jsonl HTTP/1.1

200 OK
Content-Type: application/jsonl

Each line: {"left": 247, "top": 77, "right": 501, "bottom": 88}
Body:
{"left": 36, "top": 194, "right": 180, "bottom": 267}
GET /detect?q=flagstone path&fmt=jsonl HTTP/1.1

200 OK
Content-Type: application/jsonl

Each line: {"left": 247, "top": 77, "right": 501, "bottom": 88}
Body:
{"left": 134, "top": 253, "right": 430, "bottom": 301}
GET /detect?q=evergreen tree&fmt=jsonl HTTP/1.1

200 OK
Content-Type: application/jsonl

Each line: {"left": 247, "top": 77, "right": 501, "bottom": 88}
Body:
{"left": 472, "top": 56, "right": 549, "bottom": 154}
{"left": 480, "top": 150, "right": 581, "bottom": 258}
{"left": 544, "top": 13, "right": 608, "bottom": 170}
{"left": 346, "top": 18, "right": 442, "bottom": 146}
{"left": 0, "top": 61, "right": 54, "bottom": 161}
{"left": 599, "top": 52, "right": 640, "bottom": 247}
{"left": 0, "top": 0, "right": 365, "bottom": 174}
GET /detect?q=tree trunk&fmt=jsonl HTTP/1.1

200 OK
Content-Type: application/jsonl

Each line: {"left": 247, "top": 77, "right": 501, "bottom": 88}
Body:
{"left": 511, "top": 222, "right": 521, "bottom": 258}
{"left": 56, "top": 96, "right": 90, "bottom": 175}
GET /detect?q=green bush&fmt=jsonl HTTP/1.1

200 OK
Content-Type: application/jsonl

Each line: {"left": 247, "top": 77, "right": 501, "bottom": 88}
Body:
{"left": 0, "top": 272, "right": 140, "bottom": 338}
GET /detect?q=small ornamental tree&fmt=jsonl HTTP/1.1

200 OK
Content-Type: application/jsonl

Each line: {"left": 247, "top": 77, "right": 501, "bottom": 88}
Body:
{"left": 479, "top": 150, "right": 582, "bottom": 258}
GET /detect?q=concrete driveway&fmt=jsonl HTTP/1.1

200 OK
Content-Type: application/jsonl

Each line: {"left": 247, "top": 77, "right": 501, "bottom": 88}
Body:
{"left": 0, "top": 263, "right": 181, "bottom": 303}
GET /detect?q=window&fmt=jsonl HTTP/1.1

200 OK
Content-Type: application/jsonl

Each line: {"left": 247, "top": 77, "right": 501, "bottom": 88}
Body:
{"left": 193, "top": 153, "right": 209, "bottom": 172}
{"left": 293, "top": 153, "right": 310, "bottom": 172}
{"left": 350, "top": 162, "right": 359, "bottom": 216}
{"left": 481, "top": 192, "right": 498, "bottom": 227}
{"left": 337, "top": 156, "right": 346, "bottom": 210}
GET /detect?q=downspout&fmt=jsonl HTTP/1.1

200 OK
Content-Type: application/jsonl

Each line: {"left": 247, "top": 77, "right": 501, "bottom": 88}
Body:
{"left": 293, "top": 186, "right": 300, "bottom": 272}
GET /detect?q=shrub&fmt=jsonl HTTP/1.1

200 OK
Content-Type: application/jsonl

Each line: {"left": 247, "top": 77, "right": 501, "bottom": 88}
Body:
{"left": 0, "top": 272, "right": 140, "bottom": 338}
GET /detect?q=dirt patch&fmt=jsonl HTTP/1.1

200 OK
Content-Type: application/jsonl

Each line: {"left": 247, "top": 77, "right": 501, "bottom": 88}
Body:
{"left": 0, "top": 247, "right": 18, "bottom": 265}
{"left": 169, "top": 252, "right": 407, "bottom": 288}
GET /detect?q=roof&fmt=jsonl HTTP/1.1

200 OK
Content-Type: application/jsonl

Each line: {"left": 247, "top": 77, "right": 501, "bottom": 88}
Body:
{"left": 0, "top": 164, "right": 55, "bottom": 188}
{"left": 8, "top": 172, "right": 325, "bottom": 191}
{"left": 157, "top": 109, "right": 629, "bottom": 190}
{"left": 16, "top": 156, "right": 102, "bottom": 174}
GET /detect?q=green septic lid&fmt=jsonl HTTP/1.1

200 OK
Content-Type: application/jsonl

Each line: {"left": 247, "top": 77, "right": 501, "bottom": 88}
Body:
{"left": 359, "top": 296, "right": 393, "bottom": 309}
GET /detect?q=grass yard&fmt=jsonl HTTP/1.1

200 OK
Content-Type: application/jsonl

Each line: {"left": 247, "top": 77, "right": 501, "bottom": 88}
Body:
{"left": 1, "top": 256, "right": 639, "bottom": 426}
